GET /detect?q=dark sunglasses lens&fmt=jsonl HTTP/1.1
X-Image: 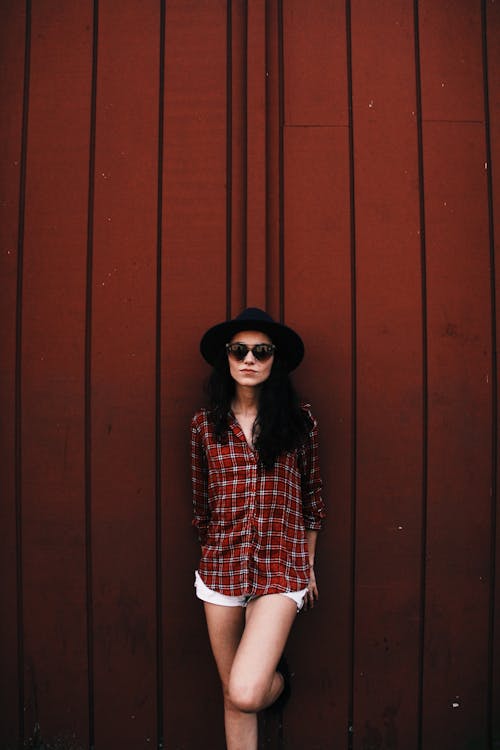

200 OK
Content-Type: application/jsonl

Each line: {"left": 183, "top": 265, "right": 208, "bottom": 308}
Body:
{"left": 228, "top": 344, "right": 247, "bottom": 360}
{"left": 253, "top": 345, "right": 273, "bottom": 361}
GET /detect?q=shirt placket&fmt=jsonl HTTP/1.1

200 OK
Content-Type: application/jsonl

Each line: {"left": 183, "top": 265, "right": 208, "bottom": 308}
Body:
{"left": 229, "top": 418, "right": 259, "bottom": 594}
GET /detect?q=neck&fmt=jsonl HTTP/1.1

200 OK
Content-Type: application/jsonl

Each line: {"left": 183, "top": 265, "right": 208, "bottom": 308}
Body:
{"left": 232, "top": 384, "right": 260, "bottom": 416}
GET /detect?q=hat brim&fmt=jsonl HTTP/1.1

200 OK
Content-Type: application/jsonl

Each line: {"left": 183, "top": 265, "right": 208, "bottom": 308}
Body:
{"left": 200, "top": 318, "right": 304, "bottom": 372}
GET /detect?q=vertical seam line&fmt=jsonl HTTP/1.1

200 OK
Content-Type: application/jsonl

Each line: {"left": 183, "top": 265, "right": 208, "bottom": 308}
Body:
{"left": 277, "top": 0, "right": 284, "bottom": 321}
{"left": 242, "top": 0, "right": 248, "bottom": 308}
{"left": 155, "top": 0, "right": 166, "bottom": 747}
{"left": 15, "top": 0, "right": 32, "bottom": 744}
{"left": 84, "top": 1, "right": 99, "bottom": 747}
{"left": 413, "top": 1, "right": 429, "bottom": 747}
{"left": 345, "top": 0, "right": 357, "bottom": 745}
{"left": 481, "top": 1, "right": 498, "bottom": 746}
{"left": 264, "top": 0, "right": 270, "bottom": 313}
{"left": 226, "top": 0, "right": 233, "bottom": 318}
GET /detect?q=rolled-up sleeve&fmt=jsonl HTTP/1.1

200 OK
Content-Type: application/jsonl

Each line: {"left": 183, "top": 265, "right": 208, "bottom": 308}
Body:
{"left": 300, "top": 411, "right": 327, "bottom": 530}
{"left": 191, "top": 416, "right": 209, "bottom": 544}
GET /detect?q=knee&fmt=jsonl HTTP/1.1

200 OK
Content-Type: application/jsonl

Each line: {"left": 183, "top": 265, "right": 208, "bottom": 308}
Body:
{"left": 227, "top": 676, "right": 265, "bottom": 714}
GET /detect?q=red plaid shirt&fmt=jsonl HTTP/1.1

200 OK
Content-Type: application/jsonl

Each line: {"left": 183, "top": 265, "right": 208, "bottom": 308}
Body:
{"left": 190, "top": 405, "right": 326, "bottom": 596}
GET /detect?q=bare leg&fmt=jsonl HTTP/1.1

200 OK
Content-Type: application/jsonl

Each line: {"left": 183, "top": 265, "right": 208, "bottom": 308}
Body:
{"left": 228, "top": 594, "right": 297, "bottom": 713}
{"left": 204, "top": 595, "right": 297, "bottom": 749}
{"left": 204, "top": 602, "right": 257, "bottom": 750}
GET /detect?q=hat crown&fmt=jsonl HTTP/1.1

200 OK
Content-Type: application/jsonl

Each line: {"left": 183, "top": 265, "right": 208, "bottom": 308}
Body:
{"left": 234, "top": 307, "right": 274, "bottom": 324}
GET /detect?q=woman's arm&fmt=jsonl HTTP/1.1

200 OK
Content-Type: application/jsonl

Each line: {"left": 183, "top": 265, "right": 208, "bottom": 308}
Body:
{"left": 191, "top": 416, "right": 209, "bottom": 544}
{"left": 300, "top": 411, "right": 326, "bottom": 530}
{"left": 306, "top": 528, "right": 318, "bottom": 568}
{"left": 304, "top": 529, "right": 319, "bottom": 610}
{"left": 299, "top": 408, "right": 326, "bottom": 610}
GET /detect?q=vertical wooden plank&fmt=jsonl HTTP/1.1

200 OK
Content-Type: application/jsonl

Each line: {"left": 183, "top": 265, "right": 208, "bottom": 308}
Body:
{"left": 265, "top": 0, "right": 282, "bottom": 321}
{"left": 162, "top": 2, "right": 228, "bottom": 748}
{"left": 20, "top": 1, "right": 92, "bottom": 744}
{"left": 419, "top": 2, "right": 493, "bottom": 746}
{"left": 90, "top": 1, "right": 159, "bottom": 746}
{"left": 0, "top": 2, "right": 26, "bottom": 745}
{"left": 349, "top": 2, "right": 424, "bottom": 748}
{"left": 246, "top": 0, "right": 267, "bottom": 308}
{"left": 284, "top": 0, "right": 349, "bottom": 126}
{"left": 283, "top": 3, "right": 352, "bottom": 748}
{"left": 230, "top": 0, "right": 245, "bottom": 316}
{"left": 487, "top": 1, "right": 500, "bottom": 744}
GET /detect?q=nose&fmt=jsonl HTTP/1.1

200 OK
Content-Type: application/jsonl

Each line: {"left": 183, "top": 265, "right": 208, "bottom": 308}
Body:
{"left": 243, "top": 348, "right": 256, "bottom": 363}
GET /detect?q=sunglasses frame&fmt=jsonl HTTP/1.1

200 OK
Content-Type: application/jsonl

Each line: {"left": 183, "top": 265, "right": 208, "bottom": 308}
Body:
{"left": 225, "top": 342, "right": 276, "bottom": 362}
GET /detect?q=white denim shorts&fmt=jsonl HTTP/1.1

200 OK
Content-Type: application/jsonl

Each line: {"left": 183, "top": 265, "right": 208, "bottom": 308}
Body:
{"left": 194, "top": 570, "right": 307, "bottom": 612}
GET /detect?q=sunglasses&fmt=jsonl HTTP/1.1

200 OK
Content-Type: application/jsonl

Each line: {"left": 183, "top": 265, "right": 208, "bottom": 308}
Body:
{"left": 225, "top": 342, "right": 276, "bottom": 362}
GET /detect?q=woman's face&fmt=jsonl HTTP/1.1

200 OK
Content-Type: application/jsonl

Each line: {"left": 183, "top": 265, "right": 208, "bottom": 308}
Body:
{"left": 227, "top": 330, "right": 274, "bottom": 388}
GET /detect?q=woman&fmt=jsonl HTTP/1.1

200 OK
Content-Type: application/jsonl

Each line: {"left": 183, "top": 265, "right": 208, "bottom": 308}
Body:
{"left": 191, "top": 307, "right": 326, "bottom": 750}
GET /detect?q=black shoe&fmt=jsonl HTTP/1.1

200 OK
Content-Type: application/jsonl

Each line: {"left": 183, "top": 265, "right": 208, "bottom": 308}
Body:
{"left": 272, "top": 654, "right": 291, "bottom": 712}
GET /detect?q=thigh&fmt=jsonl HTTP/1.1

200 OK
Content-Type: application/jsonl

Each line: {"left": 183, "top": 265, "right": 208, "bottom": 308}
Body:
{"left": 231, "top": 594, "right": 297, "bottom": 691}
{"left": 203, "top": 602, "right": 246, "bottom": 691}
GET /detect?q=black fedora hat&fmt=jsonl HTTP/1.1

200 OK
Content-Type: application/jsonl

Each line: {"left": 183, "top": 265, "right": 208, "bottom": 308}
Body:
{"left": 200, "top": 307, "right": 304, "bottom": 372}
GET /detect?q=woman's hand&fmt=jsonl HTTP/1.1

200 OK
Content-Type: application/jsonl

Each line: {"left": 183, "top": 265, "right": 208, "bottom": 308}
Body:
{"left": 303, "top": 565, "right": 319, "bottom": 611}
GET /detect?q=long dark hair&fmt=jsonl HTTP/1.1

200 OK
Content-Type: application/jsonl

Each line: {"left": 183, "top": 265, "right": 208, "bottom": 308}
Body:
{"left": 206, "top": 351, "right": 312, "bottom": 469}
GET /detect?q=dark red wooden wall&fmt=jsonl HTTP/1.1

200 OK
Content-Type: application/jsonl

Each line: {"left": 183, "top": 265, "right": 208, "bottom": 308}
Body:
{"left": 1, "top": 1, "right": 499, "bottom": 749}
